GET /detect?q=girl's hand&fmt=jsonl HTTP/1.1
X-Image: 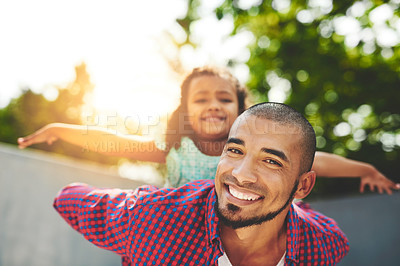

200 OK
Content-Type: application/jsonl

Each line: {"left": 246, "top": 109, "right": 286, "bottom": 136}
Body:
{"left": 18, "top": 124, "right": 58, "bottom": 149}
{"left": 360, "top": 168, "right": 400, "bottom": 195}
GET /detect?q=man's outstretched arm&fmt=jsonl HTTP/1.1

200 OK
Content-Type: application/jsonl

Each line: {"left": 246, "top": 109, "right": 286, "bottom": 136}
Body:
{"left": 53, "top": 183, "right": 140, "bottom": 256}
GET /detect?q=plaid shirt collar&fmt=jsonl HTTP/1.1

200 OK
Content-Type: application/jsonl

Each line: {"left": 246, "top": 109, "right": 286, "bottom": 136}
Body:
{"left": 205, "top": 187, "right": 224, "bottom": 260}
{"left": 206, "top": 187, "right": 219, "bottom": 245}
{"left": 205, "top": 190, "right": 301, "bottom": 264}
{"left": 286, "top": 203, "right": 302, "bottom": 264}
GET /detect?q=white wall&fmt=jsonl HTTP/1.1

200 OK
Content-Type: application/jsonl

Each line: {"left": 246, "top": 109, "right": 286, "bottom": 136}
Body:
{"left": 0, "top": 143, "right": 144, "bottom": 266}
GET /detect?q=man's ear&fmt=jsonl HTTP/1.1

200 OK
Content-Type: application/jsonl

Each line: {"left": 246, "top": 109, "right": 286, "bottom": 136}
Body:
{"left": 294, "top": 171, "right": 316, "bottom": 199}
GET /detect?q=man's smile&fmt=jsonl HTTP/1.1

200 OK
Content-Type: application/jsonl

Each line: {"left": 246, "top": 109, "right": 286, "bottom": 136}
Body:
{"left": 223, "top": 183, "right": 264, "bottom": 206}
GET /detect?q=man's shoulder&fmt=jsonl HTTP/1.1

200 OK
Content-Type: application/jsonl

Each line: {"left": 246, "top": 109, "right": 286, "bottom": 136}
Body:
{"left": 288, "top": 202, "right": 349, "bottom": 265}
{"left": 293, "top": 201, "right": 347, "bottom": 239}
{"left": 290, "top": 201, "right": 349, "bottom": 263}
{"left": 135, "top": 180, "right": 215, "bottom": 206}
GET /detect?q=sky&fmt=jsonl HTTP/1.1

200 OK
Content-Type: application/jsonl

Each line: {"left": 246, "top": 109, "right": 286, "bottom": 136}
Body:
{"left": 0, "top": 0, "right": 189, "bottom": 117}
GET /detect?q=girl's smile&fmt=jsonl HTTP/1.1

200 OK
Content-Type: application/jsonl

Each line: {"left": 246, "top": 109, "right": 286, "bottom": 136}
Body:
{"left": 201, "top": 114, "right": 226, "bottom": 122}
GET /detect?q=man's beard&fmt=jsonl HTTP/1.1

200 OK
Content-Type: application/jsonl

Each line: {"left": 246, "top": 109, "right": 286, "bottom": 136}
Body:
{"left": 215, "top": 179, "right": 299, "bottom": 229}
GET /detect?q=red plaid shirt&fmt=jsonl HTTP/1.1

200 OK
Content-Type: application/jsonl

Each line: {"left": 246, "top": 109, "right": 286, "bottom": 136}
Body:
{"left": 54, "top": 180, "right": 349, "bottom": 265}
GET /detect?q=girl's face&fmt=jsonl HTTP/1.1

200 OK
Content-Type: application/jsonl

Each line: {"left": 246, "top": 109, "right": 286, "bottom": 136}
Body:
{"left": 187, "top": 75, "right": 239, "bottom": 141}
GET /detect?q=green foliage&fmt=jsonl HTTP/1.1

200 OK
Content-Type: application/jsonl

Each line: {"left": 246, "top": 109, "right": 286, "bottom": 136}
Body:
{"left": 0, "top": 63, "right": 119, "bottom": 165}
{"left": 179, "top": 0, "right": 400, "bottom": 197}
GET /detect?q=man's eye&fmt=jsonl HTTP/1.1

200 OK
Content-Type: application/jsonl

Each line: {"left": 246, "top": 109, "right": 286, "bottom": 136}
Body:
{"left": 265, "top": 159, "right": 282, "bottom": 167}
{"left": 227, "top": 148, "right": 242, "bottom": 155}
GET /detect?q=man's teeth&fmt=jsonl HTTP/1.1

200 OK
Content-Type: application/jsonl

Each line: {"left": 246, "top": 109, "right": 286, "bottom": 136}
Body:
{"left": 228, "top": 186, "right": 260, "bottom": 201}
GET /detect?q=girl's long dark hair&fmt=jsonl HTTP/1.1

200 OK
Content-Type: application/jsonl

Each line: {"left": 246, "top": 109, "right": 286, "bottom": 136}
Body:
{"left": 165, "top": 66, "right": 248, "bottom": 152}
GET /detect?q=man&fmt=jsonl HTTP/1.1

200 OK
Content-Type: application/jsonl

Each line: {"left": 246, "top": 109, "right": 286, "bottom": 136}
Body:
{"left": 54, "top": 102, "right": 349, "bottom": 265}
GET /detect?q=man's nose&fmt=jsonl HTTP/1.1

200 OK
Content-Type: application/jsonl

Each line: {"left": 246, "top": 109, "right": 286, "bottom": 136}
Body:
{"left": 231, "top": 156, "right": 257, "bottom": 184}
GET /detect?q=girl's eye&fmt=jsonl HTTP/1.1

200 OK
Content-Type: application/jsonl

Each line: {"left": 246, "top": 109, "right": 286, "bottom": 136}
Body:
{"left": 220, "top": 98, "right": 233, "bottom": 103}
{"left": 194, "top": 99, "right": 207, "bottom": 103}
{"left": 265, "top": 159, "right": 282, "bottom": 167}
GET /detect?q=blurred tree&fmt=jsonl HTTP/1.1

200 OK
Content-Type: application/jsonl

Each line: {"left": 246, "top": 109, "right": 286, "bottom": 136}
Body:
{"left": 174, "top": 0, "right": 400, "bottom": 197}
{"left": 0, "top": 63, "right": 119, "bottom": 165}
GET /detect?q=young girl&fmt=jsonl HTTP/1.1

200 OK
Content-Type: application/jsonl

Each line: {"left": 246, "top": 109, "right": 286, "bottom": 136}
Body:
{"left": 18, "top": 66, "right": 399, "bottom": 194}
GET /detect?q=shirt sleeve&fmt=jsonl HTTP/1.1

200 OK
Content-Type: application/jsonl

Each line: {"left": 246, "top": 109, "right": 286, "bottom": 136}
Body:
{"left": 53, "top": 183, "right": 141, "bottom": 256}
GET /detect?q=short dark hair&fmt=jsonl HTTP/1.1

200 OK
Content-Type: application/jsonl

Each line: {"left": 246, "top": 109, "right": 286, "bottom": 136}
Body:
{"left": 245, "top": 102, "right": 316, "bottom": 174}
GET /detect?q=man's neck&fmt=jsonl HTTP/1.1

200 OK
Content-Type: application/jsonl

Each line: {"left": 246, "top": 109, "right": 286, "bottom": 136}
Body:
{"left": 219, "top": 211, "right": 288, "bottom": 266}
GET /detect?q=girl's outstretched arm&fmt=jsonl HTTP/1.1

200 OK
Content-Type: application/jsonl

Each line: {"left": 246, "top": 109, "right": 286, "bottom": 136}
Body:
{"left": 312, "top": 151, "right": 400, "bottom": 195}
{"left": 17, "top": 123, "right": 167, "bottom": 163}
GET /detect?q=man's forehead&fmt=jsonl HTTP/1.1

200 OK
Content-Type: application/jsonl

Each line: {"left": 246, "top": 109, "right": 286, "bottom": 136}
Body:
{"left": 229, "top": 114, "right": 302, "bottom": 136}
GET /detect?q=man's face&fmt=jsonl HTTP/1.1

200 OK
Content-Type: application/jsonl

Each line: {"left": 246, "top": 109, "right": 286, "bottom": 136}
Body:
{"left": 215, "top": 115, "right": 304, "bottom": 229}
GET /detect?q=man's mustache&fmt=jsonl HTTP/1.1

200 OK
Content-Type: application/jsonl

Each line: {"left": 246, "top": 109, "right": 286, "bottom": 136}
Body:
{"left": 221, "top": 174, "right": 266, "bottom": 197}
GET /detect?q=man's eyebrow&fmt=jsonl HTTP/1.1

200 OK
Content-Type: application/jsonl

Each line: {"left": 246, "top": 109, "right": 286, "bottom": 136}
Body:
{"left": 226, "top": 138, "right": 244, "bottom": 146}
{"left": 261, "top": 148, "right": 288, "bottom": 162}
